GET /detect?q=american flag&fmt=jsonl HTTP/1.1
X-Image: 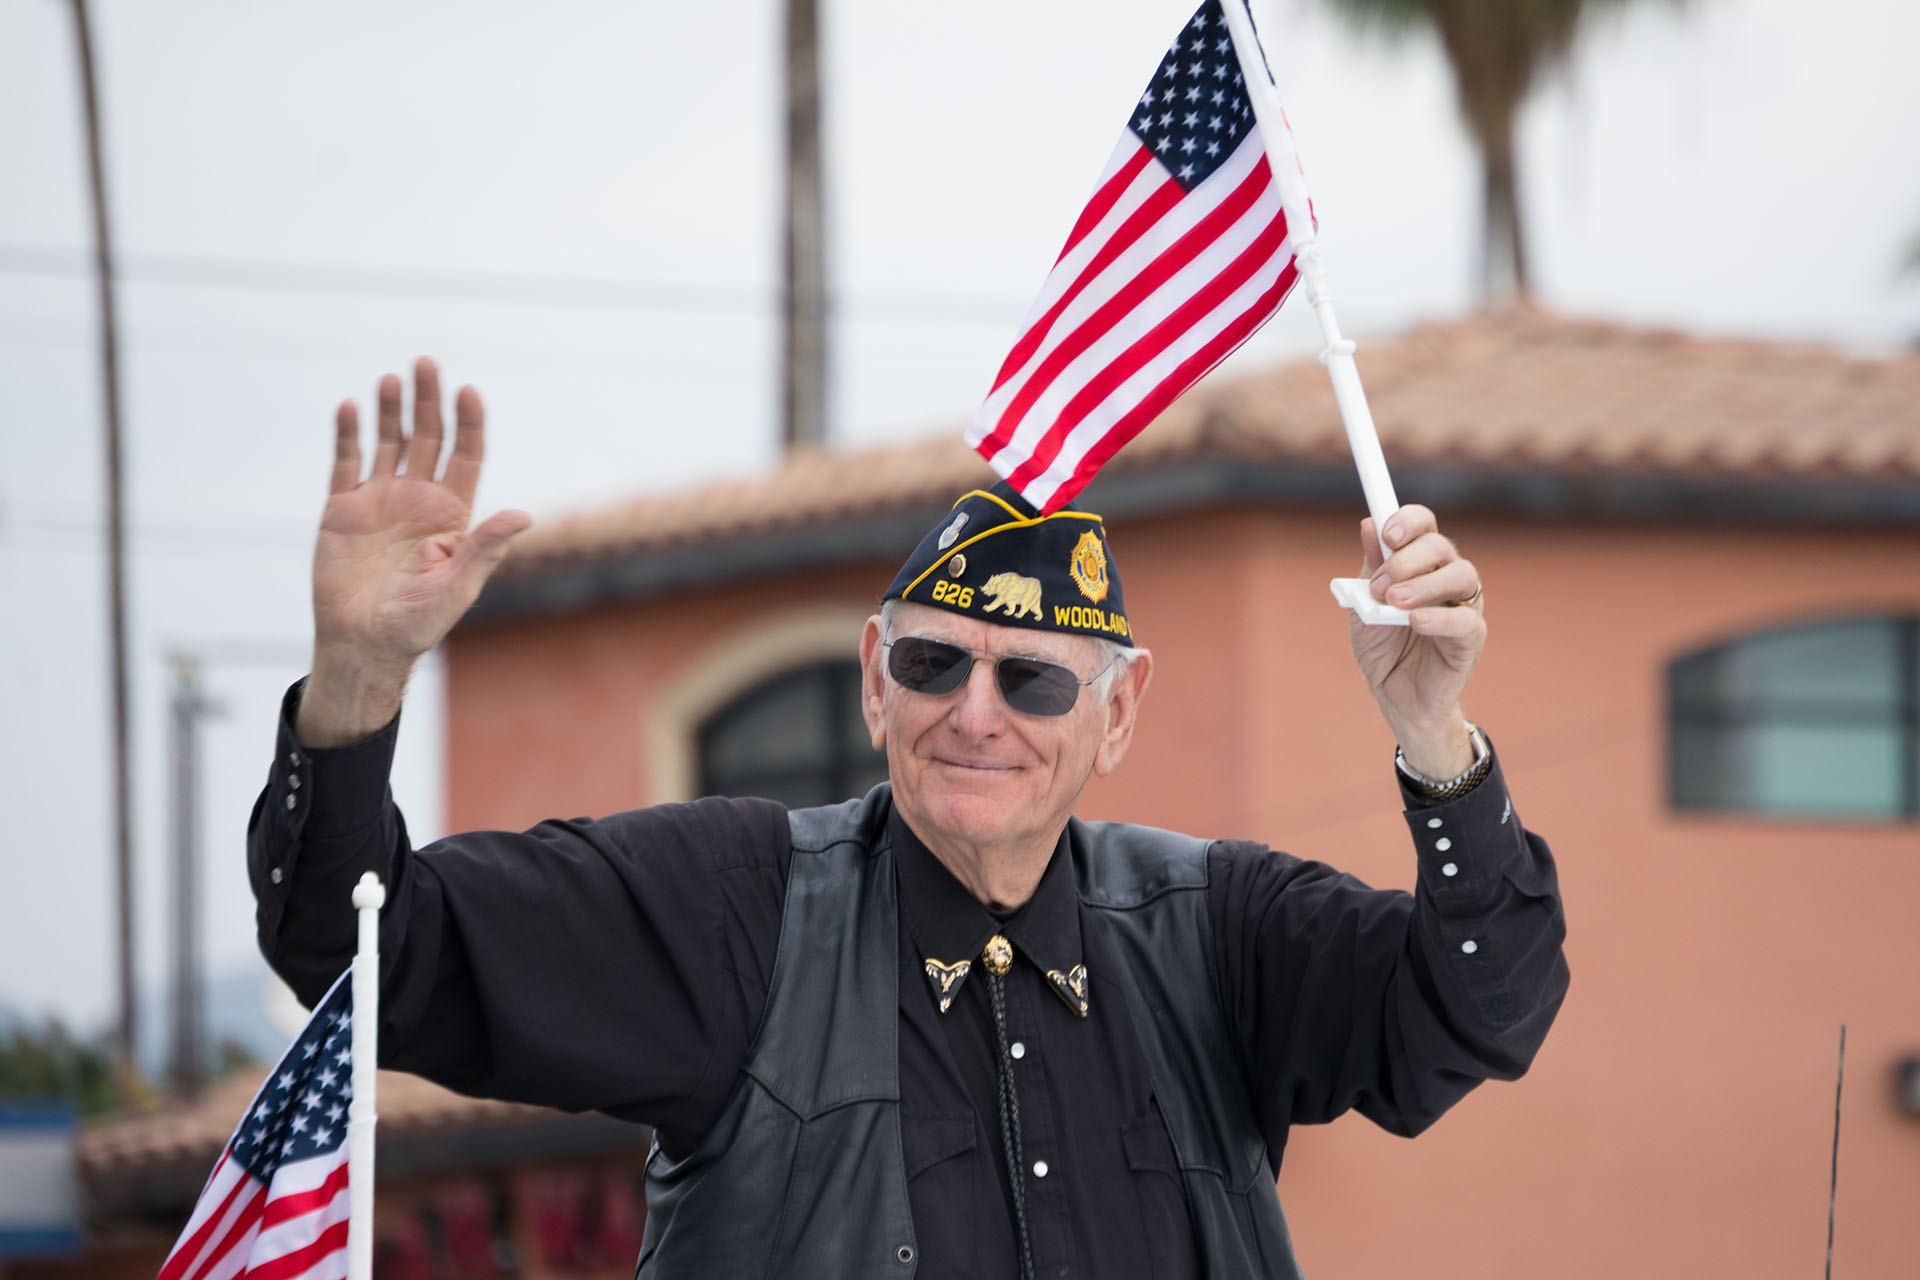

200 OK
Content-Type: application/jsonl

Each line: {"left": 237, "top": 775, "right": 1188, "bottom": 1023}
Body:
{"left": 158, "top": 971, "right": 355, "bottom": 1280}
{"left": 967, "top": 0, "right": 1304, "bottom": 515}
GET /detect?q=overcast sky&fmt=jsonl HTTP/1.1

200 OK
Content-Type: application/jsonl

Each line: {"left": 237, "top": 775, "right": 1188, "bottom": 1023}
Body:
{"left": 2, "top": 0, "right": 1916, "bottom": 1045}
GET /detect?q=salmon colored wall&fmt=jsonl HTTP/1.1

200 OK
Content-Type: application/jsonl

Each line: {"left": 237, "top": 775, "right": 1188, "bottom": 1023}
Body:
{"left": 1076, "top": 508, "right": 1260, "bottom": 834}
{"left": 1329, "top": 518, "right": 1920, "bottom": 1280}
{"left": 445, "top": 510, "right": 1920, "bottom": 1278}
{"left": 447, "top": 561, "right": 892, "bottom": 831}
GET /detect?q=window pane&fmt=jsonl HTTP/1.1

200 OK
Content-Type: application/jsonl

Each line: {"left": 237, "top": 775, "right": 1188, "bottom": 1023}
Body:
{"left": 1669, "top": 649, "right": 1728, "bottom": 718}
{"left": 1746, "top": 726, "right": 1902, "bottom": 816}
{"left": 840, "top": 685, "right": 876, "bottom": 757}
{"left": 722, "top": 770, "right": 845, "bottom": 810}
{"left": 1705, "top": 725, "right": 1904, "bottom": 817}
{"left": 1668, "top": 615, "right": 1917, "bottom": 818}
{"left": 835, "top": 666, "right": 891, "bottom": 799}
{"left": 844, "top": 754, "right": 891, "bottom": 800}
{"left": 1671, "top": 725, "right": 1740, "bottom": 810}
{"left": 701, "top": 671, "right": 830, "bottom": 782}
{"left": 1711, "top": 619, "right": 1900, "bottom": 718}
{"left": 699, "top": 661, "right": 888, "bottom": 807}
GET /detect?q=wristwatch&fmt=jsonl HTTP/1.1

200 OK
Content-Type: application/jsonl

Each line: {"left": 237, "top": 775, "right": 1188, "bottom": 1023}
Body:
{"left": 1396, "top": 722, "right": 1492, "bottom": 801}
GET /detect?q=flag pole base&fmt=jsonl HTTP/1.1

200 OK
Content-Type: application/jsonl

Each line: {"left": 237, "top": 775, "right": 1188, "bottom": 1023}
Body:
{"left": 1329, "top": 578, "right": 1411, "bottom": 627}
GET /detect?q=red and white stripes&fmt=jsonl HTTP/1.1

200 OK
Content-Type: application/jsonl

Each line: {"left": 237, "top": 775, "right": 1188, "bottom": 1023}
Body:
{"left": 967, "top": 128, "right": 1299, "bottom": 514}
{"left": 157, "top": 1146, "right": 352, "bottom": 1280}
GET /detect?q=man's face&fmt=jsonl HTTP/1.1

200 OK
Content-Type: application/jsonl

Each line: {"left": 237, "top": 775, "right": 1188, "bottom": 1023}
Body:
{"left": 859, "top": 601, "right": 1150, "bottom": 862}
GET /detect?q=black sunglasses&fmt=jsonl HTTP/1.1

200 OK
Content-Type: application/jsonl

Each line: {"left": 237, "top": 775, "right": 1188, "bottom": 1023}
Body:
{"left": 883, "top": 636, "right": 1116, "bottom": 718}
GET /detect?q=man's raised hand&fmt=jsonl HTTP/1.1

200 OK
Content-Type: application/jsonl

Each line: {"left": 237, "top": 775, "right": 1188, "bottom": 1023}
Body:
{"left": 298, "top": 358, "right": 530, "bottom": 747}
{"left": 1347, "top": 504, "right": 1486, "bottom": 781}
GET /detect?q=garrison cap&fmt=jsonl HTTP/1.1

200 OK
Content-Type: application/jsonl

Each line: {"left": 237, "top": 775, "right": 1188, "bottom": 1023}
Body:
{"left": 883, "top": 482, "right": 1132, "bottom": 647}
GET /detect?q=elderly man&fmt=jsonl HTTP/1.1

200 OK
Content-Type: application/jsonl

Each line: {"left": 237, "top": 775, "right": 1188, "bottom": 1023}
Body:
{"left": 252, "top": 360, "right": 1568, "bottom": 1279}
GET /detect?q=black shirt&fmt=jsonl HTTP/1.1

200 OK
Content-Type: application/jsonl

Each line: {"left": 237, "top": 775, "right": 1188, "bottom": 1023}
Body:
{"left": 249, "top": 684, "right": 1568, "bottom": 1280}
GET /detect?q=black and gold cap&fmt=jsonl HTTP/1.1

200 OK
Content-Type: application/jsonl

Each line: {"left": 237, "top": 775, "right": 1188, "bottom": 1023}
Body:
{"left": 882, "top": 482, "right": 1132, "bottom": 646}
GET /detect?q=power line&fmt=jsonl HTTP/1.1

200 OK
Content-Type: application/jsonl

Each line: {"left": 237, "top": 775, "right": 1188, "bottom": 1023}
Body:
{"left": 1, "top": 517, "right": 314, "bottom": 552}
{"left": 0, "top": 244, "right": 762, "bottom": 315}
{"left": 0, "top": 309, "right": 776, "bottom": 373}
{"left": 0, "top": 244, "right": 1027, "bottom": 324}
{"left": 157, "top": 640, "right": 311, "bottom": 668}
{"left": 0, "top": 308, "right": 1009, "bottom": 394}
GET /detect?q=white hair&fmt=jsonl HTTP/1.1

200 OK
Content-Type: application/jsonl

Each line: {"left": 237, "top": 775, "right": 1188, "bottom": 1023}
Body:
{"left": 878, "top": 598, "right": 1146, "bottom": 702}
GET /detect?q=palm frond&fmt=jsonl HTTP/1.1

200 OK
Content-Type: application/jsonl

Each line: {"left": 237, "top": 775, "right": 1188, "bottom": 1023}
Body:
{"left": 1318, "top": 0, "right": 1434, "bottom": 40}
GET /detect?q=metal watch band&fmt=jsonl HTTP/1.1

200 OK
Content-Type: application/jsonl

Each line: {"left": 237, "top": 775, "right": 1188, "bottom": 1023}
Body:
{"left": 1396, "top": 722, "right": 1492, "bottom": 801}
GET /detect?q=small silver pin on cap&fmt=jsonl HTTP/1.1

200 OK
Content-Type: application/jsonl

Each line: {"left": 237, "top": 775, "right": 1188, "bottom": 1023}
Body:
{"left": 937, "top": 512, "right": 969, "bottom": 549}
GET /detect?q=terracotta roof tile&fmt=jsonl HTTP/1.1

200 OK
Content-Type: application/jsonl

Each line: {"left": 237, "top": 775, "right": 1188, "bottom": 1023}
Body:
{"left": 79, "top": 1069, "right": 554, "bottom": 1178}
{"left": 499, "top": 307, "right": 1920, "bottom": 575}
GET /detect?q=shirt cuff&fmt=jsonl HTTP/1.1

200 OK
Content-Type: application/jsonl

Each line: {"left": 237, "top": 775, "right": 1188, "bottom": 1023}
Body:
{"left": 1400, "top": 738, "right": 1519, "bottom": 908}
{"left": 271, "top": 678, "right": 401, "bottom": 839}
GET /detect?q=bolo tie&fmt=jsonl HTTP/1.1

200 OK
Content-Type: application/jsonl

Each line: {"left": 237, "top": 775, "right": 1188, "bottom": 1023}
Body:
{"left": 982, "top": 932, "right": 1036, "bottom": 1280}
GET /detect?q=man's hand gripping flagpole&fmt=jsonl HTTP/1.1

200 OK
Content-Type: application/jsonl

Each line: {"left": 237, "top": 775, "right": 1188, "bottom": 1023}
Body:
{"left": 348, "top": 871, "right": 384, "bottom": 1280}
{"left": 1218, "top": 0, "right": 1411, "bottom": 628}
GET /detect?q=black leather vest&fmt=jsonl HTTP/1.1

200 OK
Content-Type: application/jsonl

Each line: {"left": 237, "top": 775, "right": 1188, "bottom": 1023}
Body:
{"left": 634, "top": 785, "right": 1302, "bottom": 1278}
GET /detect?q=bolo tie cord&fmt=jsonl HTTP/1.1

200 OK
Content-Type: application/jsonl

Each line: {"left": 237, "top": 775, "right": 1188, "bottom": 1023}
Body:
{"left": 986, "top": 966, "right": 1036, "bottom": 1280}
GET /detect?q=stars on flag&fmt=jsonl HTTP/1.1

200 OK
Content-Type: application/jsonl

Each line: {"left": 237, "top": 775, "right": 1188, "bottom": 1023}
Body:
{"left": 1130, "top": 0, "right": 1256, "bottom": 193}
{"left": 227, "top": 975, "right": 355, "bottom": 1178}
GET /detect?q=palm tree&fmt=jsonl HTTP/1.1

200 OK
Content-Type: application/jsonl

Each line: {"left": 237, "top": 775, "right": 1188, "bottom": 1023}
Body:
{"left": 1322, "top": 0, "right": 1659, "bottom": 300}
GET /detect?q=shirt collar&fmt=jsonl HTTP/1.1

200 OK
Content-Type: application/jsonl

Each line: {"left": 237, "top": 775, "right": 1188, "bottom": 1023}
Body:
{"left": 890, "top": 807, "right": 1089, "bottom": 1019}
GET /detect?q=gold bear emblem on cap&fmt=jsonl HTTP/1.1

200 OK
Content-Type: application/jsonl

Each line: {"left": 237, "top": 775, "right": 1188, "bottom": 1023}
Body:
{"left": 982, "top": 572, "right": 1043, "bottom": 620}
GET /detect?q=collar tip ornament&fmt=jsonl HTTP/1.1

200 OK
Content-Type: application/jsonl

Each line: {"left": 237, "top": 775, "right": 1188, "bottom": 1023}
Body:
{"left": 924, "top": 958, "right": 973, "bottom": 1015}
{"left": 1047, "top": 965, "right": 1090, "bottom": 1019}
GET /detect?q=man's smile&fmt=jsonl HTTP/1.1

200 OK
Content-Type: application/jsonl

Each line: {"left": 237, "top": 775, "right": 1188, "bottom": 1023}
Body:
{"left": 932, "top": 756, "right": 1022, "bottom": 773}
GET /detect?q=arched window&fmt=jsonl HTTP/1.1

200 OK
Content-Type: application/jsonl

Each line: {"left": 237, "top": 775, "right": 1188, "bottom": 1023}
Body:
{"left": 696, "top": 660, "right": 888, "bottom": 808}
{"left": 1668, "top": 615, "right": 1919, "bottom": 818}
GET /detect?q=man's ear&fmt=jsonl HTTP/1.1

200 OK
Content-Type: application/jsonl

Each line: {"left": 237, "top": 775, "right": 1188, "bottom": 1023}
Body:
{"left": 1092, "top": 648, "right": 1153, "bottom": 777}
{"left": 859, "top": 615, "right": 888, "bottom": 751}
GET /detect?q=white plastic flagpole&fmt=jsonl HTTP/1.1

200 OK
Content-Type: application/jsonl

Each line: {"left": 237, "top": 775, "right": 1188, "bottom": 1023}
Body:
{"left": 347, "top": 871, "right": 385, "bottom": 1280}
{"left": 1218, "top": 0, "right": 1411, "bottom": 627}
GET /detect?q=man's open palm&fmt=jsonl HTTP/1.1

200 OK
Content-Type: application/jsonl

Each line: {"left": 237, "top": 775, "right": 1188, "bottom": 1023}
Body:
{"left": 315, "top": 358, "right": 530, "bottom": 668}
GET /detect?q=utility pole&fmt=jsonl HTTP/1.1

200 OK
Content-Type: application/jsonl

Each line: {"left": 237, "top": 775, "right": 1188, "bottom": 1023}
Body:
{"left": 781, "top": 0, "right": 827, "bottom": 450}
{"left": 67, "top": 0, "right": 138, "bottom": 1084}
{"left": 167, "top": 654, "right": 221, "bottom": 1099}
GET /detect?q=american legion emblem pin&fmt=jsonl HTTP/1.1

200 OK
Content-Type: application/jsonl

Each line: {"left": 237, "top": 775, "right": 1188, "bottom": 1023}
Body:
{"left": 1069, "top": 530, "right": 1109, "bottom": 603}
